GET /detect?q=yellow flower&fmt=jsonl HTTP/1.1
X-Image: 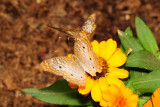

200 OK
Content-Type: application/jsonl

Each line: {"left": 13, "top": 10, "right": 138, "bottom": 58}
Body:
{"left": 143, "top": 88, "right": 160, "bottom": 107}
{"left": 78, "top": 75, "right": 124, "bottom": 102}
{"left": 100, "top": 83, "right": 139, "bottom": 107}
{"left": 69, "top": 39, "right": 129, "bottom": 102}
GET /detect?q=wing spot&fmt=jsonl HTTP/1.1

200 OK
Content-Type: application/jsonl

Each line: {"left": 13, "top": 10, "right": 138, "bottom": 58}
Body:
{"left": 83, "top": 46, "right": 85, "bottom": 49}
{"left": 71, "top": 74, "right": 73, "bottom": 76}
{"left": 90, "top": 58, "right": 92, "bottom": 60}
{"left": 81, "top": 76, "right": 83, "bottom": 78}
{"left": 59, "top": 66, "right": 62, "bottom": 68}
{"left": 93, "top": 67, "right": 94, "bottom": 69}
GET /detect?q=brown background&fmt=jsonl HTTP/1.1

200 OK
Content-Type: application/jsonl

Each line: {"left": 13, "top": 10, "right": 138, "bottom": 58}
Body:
{"left": 0, "top": 0, "right": 160, "bottom": 106}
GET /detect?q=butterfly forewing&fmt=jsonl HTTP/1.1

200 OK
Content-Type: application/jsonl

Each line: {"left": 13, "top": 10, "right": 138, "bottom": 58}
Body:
{"left": 41, "top": 56, "right": 86, "bottom": 86}
{"left": 74, "top": 33, "right": 102, "bottom": 76}
{"left": 82, "top": 13, "right": 96, "bottom": 35}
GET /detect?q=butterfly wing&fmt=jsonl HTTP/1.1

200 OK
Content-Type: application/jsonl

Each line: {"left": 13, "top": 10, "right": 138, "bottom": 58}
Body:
{"left": 74, "top": 13, "right": 102, "bottom": 76}
{"left": 41, "top": 56, "right": 86, "bottom": 86}
{"left": 74, "top": 34, "right": 102, "bottom": 76}
{"left": 82, "top": 13, "right": 96, "bottom": 39}
{"left": 46, "top": 13, "right": 101, "bottom": 76}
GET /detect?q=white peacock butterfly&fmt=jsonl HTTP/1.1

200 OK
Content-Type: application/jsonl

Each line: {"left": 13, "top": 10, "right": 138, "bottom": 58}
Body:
{"left": 41, "top": 13, "right": 102, "bottom": 86}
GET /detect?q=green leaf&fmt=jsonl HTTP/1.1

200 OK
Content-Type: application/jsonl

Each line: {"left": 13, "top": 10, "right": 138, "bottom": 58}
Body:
{"left": 118, "top": 28, "right": 143, "bottom": 52}
{"left": 135, "top": 16, "right": 159, "bottom": 56}
{"left": 22, "top": 80, "right": 92, "bottom": 106}
{"left": 125, "top": 50, "right": 160, "bottom": 70}
{"left": 120, "top": 45, "right": 125, "bottom": 53}
{"left": 87, "top": 102, "right": 100, "bottom": 107}
{"left": 124, "top": 27, "right": 133, "bottom": 37}
{"left": 157, "top": 53, "right": 160, "bottom": 60}
{"left": 130, "top": 70, "right": 149, "bottom": 79}
{"left": 125, "top": 80, "right": 136, "bottom": 94}
{"left": 130, "top": 69, "right": 160, "bottom": 95}
{"left": 138, "top": 97, "right": 150, "bottom": 107}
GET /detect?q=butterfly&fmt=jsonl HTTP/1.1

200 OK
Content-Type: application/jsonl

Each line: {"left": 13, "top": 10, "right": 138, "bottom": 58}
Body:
{"left": 41, "top": 13, "right": 102, "bottom": 86}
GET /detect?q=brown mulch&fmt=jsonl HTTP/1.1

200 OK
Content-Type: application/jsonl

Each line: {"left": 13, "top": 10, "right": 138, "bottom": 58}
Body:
{"left": 1, "top": 0, "right": 160, "bottom": 106}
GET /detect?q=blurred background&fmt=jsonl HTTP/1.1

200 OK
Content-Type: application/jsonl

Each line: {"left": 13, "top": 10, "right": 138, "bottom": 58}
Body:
{"left": 0, "top": 0, "right": 160, "bottom": 106}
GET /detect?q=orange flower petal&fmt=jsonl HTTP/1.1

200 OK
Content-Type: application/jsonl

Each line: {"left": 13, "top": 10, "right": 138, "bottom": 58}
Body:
{"left": 91, "top": 79, "right": 102, "bottom": 102}
{"left": 99, "top": 41, "right": 107, "bottom": 58}
{"left": 99, "top": 77, "right": 109, "bottom": 92}
{"left": 152, "top": 88, "right": 160, "bottom": 107}
{"left": 126, "top": 102, "right": 139, "bottom": 107}
{"left": 91, "top": 40, "right": 100, "bottom": 55}
{"left": 108, "top": 84, "right": 120, "bottom": 96}
{"left": 105, "top": 75, "right": 123, "bottom": 87}
{"left": 102, "top": 89, "right": 116, "bottom": 103}
{"left": 68, "top": 82, "right": 78, "bottom": 89}
{"left": 108, "top": 67, "right": 129, "bottom": 79}
{"left": 122, "top": 87, "right": 133, "bottom": 98}
{"left": 78, "top": 76, "right": 94, "bottom": 95}
{"left": 102, "top": 39, "right": 117, "bottom": 61}
{"left": 95, "top": 39, "right": 117, "bottom": 61}
{"left": 143, "top": 100, "right": 152, "bottom": 107}
{"left": 100, "top": 98, "right": 109, "bottom": 107}
{"left": 127, "top": 94, "right": 139, "bottom": 102}
{"left": 107, "top": 48, "right": 127, "bottom": 67}
{"left": 143, "top": 88, "right": 160, "bottom": 107}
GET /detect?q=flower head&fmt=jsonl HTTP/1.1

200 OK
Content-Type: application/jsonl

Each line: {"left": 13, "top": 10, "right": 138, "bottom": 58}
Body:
{"left": 100, "top": 83, "right": 139, "bottom": 107}
{"left": 69, "top": 38, "right": 129, "bottom": 102}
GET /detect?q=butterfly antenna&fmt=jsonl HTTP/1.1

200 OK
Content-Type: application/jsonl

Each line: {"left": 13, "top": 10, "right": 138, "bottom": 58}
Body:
{"left": 47, "top": 25, "right": 78, "bottom": 38}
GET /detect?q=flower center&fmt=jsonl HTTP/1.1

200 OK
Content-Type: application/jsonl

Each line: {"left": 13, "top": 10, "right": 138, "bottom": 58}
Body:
{"left": 98, "top": 57, "right": 108, "bottom": 69}
{"left": 94, "top": 57, "right": 108, "bottom": 79}
{"left": 116, "top": 96, "right": 126, "bottom": 107}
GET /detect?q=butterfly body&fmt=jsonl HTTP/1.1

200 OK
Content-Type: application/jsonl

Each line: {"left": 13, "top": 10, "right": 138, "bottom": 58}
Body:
{"left": 41, "top": 13, "right": 102, "bottom": 86}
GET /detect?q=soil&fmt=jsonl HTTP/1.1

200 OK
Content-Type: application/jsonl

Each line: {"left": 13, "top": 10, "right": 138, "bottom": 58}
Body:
{"left": 0, "top": 0, "right": 160, "bottom": 106}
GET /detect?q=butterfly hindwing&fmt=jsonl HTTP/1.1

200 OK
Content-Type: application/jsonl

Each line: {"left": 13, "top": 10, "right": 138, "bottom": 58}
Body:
{"left": 41, "top": 56, "right": 86, "bottom": 86}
